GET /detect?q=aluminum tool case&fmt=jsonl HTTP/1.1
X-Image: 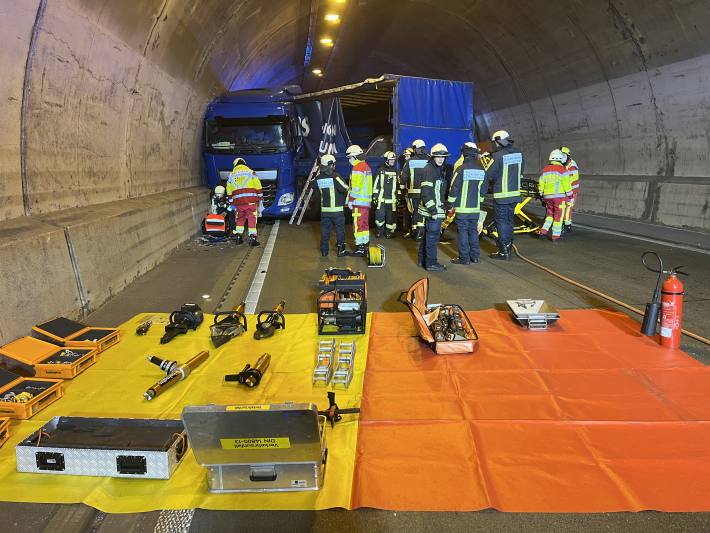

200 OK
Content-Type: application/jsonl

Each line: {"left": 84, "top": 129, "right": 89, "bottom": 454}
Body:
{"left": 0, "top": 368, "right": 63, "bottom": 419}
{"left": 32, "top": 317, "right": 120, "bottom": 353}
{"left": 16, "top": 417, "right": 188, "bottom": 479}
{"left": 182, "top": 403, "right": 327, "bottom": 493}
{"left": 507, "top": 299, "right": 560, "bottom": 330}
{"left": 400, "top": 278, "right": 479, "bottom": 354}
{"left": 0, "top": 336, "right": 97, "bottom": 379}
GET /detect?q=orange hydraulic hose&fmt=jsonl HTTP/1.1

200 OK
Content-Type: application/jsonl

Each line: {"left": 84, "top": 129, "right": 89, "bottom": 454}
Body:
{"left": 511, "top": 244, "right": 710, "bottom": 347}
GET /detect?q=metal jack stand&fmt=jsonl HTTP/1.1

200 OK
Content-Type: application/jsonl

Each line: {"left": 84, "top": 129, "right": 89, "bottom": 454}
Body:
{"left": 313, "top": 339, "right": 335, "bottom": 386}
{"left": 332, "top": 341, "right": 356, "bottom": 389}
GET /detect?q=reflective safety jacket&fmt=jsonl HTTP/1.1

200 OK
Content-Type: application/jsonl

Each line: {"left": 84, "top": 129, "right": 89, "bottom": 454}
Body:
{"left": 418, "top": 160, "right": 447, "bottom": 219}
{"left": 315, "top": 166, "right": 349, "bottom": 216}
{"left": 565, "top": 158, "right": 580, "bottom": 191}
{"left": 447, "top": 155, "right": 486, "bottom": 217}
{"left": 485, "top": 145, "right": 524, "bottom": 204}
{"left": 226, "top": 164, "right": 262, "bottom": 206}
{"left": 399, "top": 151, "right": 428, "bottom": 197}
{"left": 373, "top": 165, "right": 399, "bottom": 206}
{"left": 538, "top": 162, "right": 572, "bottom": 199}
{"left": 348, "top": 159, "right": 373, "bottom": 207}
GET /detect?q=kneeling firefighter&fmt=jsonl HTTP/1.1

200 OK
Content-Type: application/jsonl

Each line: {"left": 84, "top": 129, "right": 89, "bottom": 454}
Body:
{"left": 226, "top": 157, "right": 263, "bottom": 246}
{"left": 447, "top": 142, "right": 486, "bottom": 264}
{"left": 373, "top": 151, "right": 399, "bottom": 238}
{"left": 346, "top": 145, "right": 373, "bottom": 257}
{"left": 315, "top": 154, "right": 349, "bottom": 257}
{"left": 538, "top": 149, "right": 572, "bottom": 241}
{"left": 417, "top": 143, "right": 450, "bottom": 272}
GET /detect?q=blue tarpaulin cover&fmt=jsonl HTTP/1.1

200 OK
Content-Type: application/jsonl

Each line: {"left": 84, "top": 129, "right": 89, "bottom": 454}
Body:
{"left": 394, "top": 76, "right": 474, "bottom": 154}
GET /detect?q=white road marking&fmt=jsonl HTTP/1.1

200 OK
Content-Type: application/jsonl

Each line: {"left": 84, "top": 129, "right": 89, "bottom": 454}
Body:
{"left": 245, "top": 220, "right": 280, "bottom": 313}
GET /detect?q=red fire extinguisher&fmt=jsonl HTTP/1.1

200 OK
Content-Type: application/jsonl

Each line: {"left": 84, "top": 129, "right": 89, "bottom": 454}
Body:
{"left": 641, "top": 252, "right": 688, "bottom": 349}
{"left": 660, "top": 267, "right": 688, "bottom": 349}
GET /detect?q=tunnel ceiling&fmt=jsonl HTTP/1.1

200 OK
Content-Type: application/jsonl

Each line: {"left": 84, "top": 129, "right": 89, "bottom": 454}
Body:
{"left": 2, "top": 0, "right": 710, "bottom": 230}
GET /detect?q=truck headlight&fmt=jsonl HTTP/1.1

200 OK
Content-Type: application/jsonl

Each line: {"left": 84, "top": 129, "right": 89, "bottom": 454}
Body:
{"left": 278, "top": 193, "right": 294, "bottom": 206}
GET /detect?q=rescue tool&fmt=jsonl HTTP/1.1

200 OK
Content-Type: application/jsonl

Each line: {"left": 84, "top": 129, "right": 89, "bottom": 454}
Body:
{"left": 210, "top": 302, "right": 248, "bottom": 347}
{"left": 160, "top": 303, "right": 204, "bottom": 344}
{"left": 254, "top": 301, "right": 286, "bottom": 340}
{"left": 318, "top": 391, "right": 360, "bottom": 428}
{"left": 144, "top": 350, "right": 209, "bottom": 401}
{"left": 224, "top": 353, "right": 271, "bottom": 388}
{"left": 135, "top": 319, "right": 152, "bottom": 336}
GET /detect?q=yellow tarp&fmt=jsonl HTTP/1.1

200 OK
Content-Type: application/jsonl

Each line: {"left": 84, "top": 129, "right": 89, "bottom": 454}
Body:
{"left": 0, "top": 312, "right": 368, "bottom": 512}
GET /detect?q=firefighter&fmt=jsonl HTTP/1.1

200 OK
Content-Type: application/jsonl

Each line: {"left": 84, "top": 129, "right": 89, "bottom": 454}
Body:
{"left": 346, "top": 145, "right": 373, "bottom": 256}
{"left": 538, "top": 149, "right": 572, "bottom": 241}
{"left": 210, "top": 185, "right": 234, "bottom": 233}
{"left": 484, "top": 130, "right": 524, "bottom": 260}
{"left": 447, "top": 142, "right": 485, "bottom": 264}
{"left": 560, "top": 146, "right": 580, "bottom": 234}
{"left": 314, "top": 154, "right": 349, "bottom": 257}
{"left": 417, "top": 143, "right": 450, "bottom": 272}
{"left": 400, "top": 139, "right": 429, "bottom": 240}
{"left": 373, "top": 151, "right": 399, "bottom": 238}
{"left": 226, "top": 157, "right": 263, "bottom": 246}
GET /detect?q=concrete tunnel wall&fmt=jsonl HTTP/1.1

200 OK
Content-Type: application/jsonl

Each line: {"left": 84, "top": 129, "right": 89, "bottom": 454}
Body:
{"left": 1, "top": 0, "right": 709, "bottom": 342}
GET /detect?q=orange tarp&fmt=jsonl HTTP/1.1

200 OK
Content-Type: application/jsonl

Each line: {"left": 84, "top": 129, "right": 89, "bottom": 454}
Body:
{"left": 351, "top": 309, "right": 710, "bottom": 512}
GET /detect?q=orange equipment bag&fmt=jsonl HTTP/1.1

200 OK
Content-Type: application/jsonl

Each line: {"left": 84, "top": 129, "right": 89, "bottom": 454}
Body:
{"left": 0, "top": 417, "right": 9, "bottom": 448}
{"left": 32, "top": 317, "right": 120, "bottom": 354}
{"left": 0, "top": 336, "right": 97, "bottom": 379}
{"left": 0, "top": 368, "right": 63, "bottom": 420}
{"left": 399, "top": 278, "right": 478, "bottom": 354}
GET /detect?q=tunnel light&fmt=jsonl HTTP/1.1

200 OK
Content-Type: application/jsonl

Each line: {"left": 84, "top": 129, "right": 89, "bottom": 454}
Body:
{"left": 320, "top": 37, "right": 334, "bottom": 46}
{"left": 312, "top": 68, "right": 323, "bottom": 76}
{"left": 202, "top": 294, "right": 210, "bottom": 299}
{"left": 324, "top": 13, "right": 340, "bottom": 23}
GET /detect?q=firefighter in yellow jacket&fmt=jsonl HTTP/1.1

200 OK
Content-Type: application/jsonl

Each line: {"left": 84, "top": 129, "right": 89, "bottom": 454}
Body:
{"left": 538, "top": 149, "right": 572, "bottom": 241}
{"left": 226, "top": 157, "right": 263, "bottom": 246}
{"left": 346, "top": 145, "right": 373, "bottom": 256}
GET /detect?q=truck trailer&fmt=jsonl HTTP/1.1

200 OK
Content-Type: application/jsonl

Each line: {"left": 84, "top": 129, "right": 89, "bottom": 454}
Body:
{"left": 202, "top": 75, "right": 475, "bottom": 218}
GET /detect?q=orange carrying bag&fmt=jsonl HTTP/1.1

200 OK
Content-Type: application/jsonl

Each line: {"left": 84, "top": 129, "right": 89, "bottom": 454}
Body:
{"left": 398, "top": 278, "right": 478, "bottom": 354}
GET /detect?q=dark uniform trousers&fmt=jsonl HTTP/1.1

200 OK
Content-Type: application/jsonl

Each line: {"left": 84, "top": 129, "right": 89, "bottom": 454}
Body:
{"left": 418, "top": 217, "right": 443, "bottom": 268}
{"left": 455, "top": 214, "right": 480, "bottom": 262}
{"left": 320, "top": 214, "right": 345, "bottom": 254}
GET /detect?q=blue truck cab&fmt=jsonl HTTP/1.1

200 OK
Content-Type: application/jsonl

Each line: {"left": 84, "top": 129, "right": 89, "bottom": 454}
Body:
{"left": 202, "top": 87, "right": 302, "bottom": 217}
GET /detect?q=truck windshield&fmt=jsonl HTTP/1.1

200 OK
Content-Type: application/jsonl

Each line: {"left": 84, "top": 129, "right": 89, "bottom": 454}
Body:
{"left": 205, "top": 116, "right": 290, "bottom": 153}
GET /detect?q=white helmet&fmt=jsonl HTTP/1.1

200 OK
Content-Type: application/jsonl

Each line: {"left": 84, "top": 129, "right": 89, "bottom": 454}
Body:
{"left": 214, "top": 185, "right": 226, "bottom": 197}
{"left": 462, "top": 141, "right": 478, "bottom": 151}
{"left": 383, "top": 151, "right": 396, "bottom": 161}
{"left": 549, "top": 148, "right": 566, "bottom": 163}
{"left": 412, "top": 139, "right": 426, "bottom": 149}
{"left": 430, "top": 143, "right": 450, "bottom": 157}
{"left": 320, "top": 154, "right": 336, "bottom": 165}
{"left": 492, "top": 130, "right": 512, "bottom": 146}
{"left": 233, "top": 157, "right": 246, "bottom": 167}
{"left": 345, "top": 145, "right": 364, "bottom": 158}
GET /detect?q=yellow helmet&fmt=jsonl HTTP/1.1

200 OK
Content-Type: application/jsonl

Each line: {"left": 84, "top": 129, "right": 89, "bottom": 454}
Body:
{"left": 430, "top": 143, "right": 450, "bottom": 157}
{"left": 233, "top": 157, "right": 246, "bottom": 167}
{"left": 560, "top": 146, "right": 571, "bottom": 155}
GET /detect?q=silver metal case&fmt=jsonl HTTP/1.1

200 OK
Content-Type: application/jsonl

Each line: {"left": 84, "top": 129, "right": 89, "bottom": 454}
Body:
{"left": 182, "top": 403, "right": 327, "bottom": 493}
{"left": 16, "top": 417, "right": 188, "bottom": 479}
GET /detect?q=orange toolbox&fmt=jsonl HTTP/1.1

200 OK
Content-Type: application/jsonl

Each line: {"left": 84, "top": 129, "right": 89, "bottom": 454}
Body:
{"left": 399, "top": 278, "right": 479, "bottom": 355}
{"left": 0, "top": 336, "right": 97, "bottom": 379}
{"left": 0, "top": 368, "right": 63, "bottom": 420}
{"left": 0, "top": 417, "right": 9, "bottom": 448}
{"left": 32, "top": 317, "right": 120, "bottom": 353}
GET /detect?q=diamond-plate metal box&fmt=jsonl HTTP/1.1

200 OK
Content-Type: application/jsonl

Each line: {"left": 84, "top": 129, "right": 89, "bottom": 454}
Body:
{"left": 16, "top": 416, "right": 188, "bottom": 479}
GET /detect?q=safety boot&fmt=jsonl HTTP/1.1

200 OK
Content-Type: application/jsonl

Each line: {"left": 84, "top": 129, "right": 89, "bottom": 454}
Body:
{"left": 234, "top": 234, "right": 243, "bottom": 245}
{"left": 385, "top": 231, "right": 394, "bottom": 239}
{"left": 336, "top": 243, "right": 347, "bottom": 257}
{"left": 375, "top": 229, "right": 383, "bottom": 238}
{"left": 352, "top": 244, "right": 367, "bottom": 257}
{"left": 426, "top": 263, "right": 447, "bottom": 272}
{"left": 248, "top": 235, "right": 261, "bottom": 247}
{"left": 489, "top": 242, "right": 511, "bottom": 260}
{"left": 450, "top": 258, "right": 470, "bottom": 265}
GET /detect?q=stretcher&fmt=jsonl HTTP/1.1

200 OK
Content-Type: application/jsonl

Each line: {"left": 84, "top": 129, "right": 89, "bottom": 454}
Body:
{"left": 482, "top": 179, "right": 541, "bottom": 239}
